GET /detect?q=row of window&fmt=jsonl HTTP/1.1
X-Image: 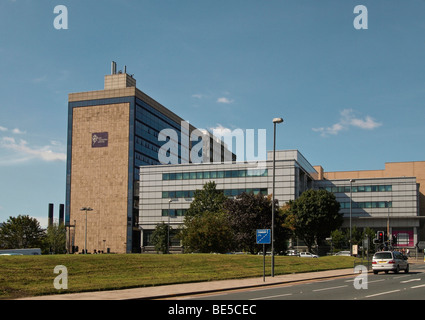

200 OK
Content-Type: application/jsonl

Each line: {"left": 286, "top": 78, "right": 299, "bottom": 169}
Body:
{"left": 163, "top": 169, "right": 268, "bottom": 181}
{"left": 162, "top": 209, "right": 187, "bottom": 217}
{"left": 339, "top": 201, "right": 392, "bottom": 209}
{"left": 324, "top": 185, "right": 392, "bottom": 193}
{"left": 162, "top": 188, "right": 269, "bottom": 199}
{"left": 159, "top": 201, "right": 394, "bottom": 217}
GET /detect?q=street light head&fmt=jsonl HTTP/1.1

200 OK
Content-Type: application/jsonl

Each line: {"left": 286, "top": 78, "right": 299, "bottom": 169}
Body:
{"left": 273, "top": 118, "right": 284, "bottom": 124}
{"left": 350, "top": 179, "right": 356, "bottom": 183}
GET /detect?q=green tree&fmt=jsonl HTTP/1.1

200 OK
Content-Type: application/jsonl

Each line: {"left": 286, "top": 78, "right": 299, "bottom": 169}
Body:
{"left": 330, "top": 229, "right": 346, "bottom": 252}
{"left": 185, "top": 181, "right": 227, "bottom": 218}
{"left": 0, "top": 215, "right": 45, "bottom": 249}
{"left": 180, "top": 210, "right": 234, "bottom": 253}
{"left": 151, "top": 222, "right": 171, "bottom": 254}
{"left": 179, "top": 181, "right": 232, "bottom": 253}
{"left": 225, "top": 193, "right": 289, "bottom": 254}
{"left": 289, "top": 189, "right": 342, "bottom": 253}
{"left": 44, "top": 223, "right": 66, "bottom": 254}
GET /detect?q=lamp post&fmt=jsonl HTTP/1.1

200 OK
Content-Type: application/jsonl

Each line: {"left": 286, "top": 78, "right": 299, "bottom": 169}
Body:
{"left": 168, "top": 199, "right": 177, "bottom": 254}
{"left": 271, "top": 117, "right": 284, "bottom": 277}
{"left": 80, "top": 207, "right": 93, "bottom": 254}
{"left": 386, "top": 201, "right": 391, "bottom": 247}
{"left": 349, "top": 179, "right": 355, "bottom": 256}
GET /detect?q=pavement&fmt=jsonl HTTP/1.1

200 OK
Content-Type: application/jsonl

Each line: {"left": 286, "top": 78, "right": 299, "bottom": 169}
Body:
{"left": 20, "top": 268, "right": 357, "bottom": 300}
{"left": 19, "top": 259, "right": 425, "bottom": 300}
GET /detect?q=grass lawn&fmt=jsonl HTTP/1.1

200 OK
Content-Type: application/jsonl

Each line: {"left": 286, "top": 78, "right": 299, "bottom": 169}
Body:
{"left": 0, "top": 254, "right": 356, "bottom": 299}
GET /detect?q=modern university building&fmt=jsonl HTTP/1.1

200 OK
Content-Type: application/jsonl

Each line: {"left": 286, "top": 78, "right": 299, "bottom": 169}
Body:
{"left": 140, "top": 151, "right": 424, "bottom": 252}
{"left": 66, "top": 65, "right": 425, "bottom": 254}
{"left": 65, "top": 63, "right": 233, "bottom": 254}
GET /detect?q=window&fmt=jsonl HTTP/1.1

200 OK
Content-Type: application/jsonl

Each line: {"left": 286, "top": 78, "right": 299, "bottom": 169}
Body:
{"left": 162, "top": 209, "right": 187, "bottom": 217}
{"left": 162, "top": 169, "right": 269, "bottom": 180}
{"left": 339, "top": 201, "right": 392, "bottom": 210}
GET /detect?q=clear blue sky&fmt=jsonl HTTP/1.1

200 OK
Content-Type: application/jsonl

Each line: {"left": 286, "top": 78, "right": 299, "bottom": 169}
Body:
{"left": 0, "top": 0, "right": 424, "bottom": 227}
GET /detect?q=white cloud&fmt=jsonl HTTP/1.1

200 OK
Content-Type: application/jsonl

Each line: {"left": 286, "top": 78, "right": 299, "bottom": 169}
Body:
{"left": 313, "top": 123, "right": 344, "bottom": 136}
{"left": 32, "top": 75, "right": 47, "bottom": 84}
{"left": 0, "top": 136, "right": 66, "bottom": 163}
{"left": 12, "top": 128, "right": 26, "bottom": 134}
{"left": 350, "top": 115, "right": 382, "bottom": 130}
{"left": 217, "top": 97, "right": 234, "bottom": 104}
{"left": 313, "top": 109, "right": 382, "bottom": 137}
{"left": 0, "top": 125, "right": 26, "bottom": 134}
{"left": 209, "top": 124, "right": 233, "bottom": 135}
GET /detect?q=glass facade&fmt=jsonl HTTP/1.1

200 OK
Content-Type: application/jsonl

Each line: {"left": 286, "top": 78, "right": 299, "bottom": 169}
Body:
{"left": 163, "top": 169, "right": 268, "bottom": 181}
{"left": 162, "top": 209, "right": 187, "bottom": 217}
{"left": 339, "top": 201, "right": 392, "bottom": 209}
{"left": 162, "top": 188, "right": 268, "bottom": 199}
{"left": 134, "top": 97, "right": 190, "bottom": 180}
{"left": 323, "top": 185, "right": 392, "bottom": 193}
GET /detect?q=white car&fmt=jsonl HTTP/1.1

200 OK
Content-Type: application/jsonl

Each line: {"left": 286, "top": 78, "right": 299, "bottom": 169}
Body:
{"left": 372, "top": 251, "right": 409, "bottom": 274}
{"left": 334, "top": 251, "right": 351, "bottom": 256}
{"left": 299, "top": 252, "right": 318, "bottom": 258}
{"left": 286, "top": 250, "right": 299, "bottom": 256}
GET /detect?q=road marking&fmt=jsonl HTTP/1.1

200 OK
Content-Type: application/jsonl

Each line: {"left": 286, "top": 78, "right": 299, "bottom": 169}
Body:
{"left": 368, "top": 279, "right": 386, "bottom": 284}
{"left": 313, "top": 285, "right": 348, "bottom": 292}
{"left": 411, "top": 284, "right": 425, "bottom": 289}
{"left": 394, "top": 275, "right": 410, "bottom": 279}
{"left": 250, "top": 293, "right": 292, "bottom": 300}
{"left": 365, "top": 289, "right": 400, "bottom": 298}
{"left": 400, "top": 278, "right": 421, "bottom": 284}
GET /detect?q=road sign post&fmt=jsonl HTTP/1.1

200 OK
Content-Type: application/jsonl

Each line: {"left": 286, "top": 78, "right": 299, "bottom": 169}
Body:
{"left": 256, "top": 229, "right": 271, "bottom": 282}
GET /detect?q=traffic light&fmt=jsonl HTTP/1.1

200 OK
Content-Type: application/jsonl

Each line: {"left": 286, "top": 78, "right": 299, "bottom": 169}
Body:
{"left": 377, "top": 231, "right": 384, "bottom": 243}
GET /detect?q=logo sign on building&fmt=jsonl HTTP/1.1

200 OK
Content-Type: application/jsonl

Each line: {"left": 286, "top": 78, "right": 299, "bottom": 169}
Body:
{"left": 256, "top": 229, "right": 271, "bottom": 244}
{"left": 92, "top": 132, "right": 108, "bottom": 148}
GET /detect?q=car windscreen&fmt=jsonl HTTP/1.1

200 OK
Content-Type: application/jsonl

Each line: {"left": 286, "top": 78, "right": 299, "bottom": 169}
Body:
{"left": 374, "top": 252, "right": 392, "bottom": 259}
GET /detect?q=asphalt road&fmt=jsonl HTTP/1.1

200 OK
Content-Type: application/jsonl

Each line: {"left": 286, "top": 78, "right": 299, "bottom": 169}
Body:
{"left": 182, "top": 263, "right": 425, "bottom": 300}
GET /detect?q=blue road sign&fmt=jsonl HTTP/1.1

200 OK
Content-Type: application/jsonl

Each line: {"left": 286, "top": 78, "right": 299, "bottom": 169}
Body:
{"left": 256, "top": 229, "right": 271, "bottom": 244}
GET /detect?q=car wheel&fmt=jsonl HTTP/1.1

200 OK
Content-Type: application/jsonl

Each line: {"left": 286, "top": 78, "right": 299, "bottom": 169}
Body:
{"left": 394, "top": 265, "right": 400, "bottom": 274}
{"left": 405, "top": 265, "right": 409, "bottom": 273}
{"left": 373, "top": 270, "right": 378, "bottom": 274}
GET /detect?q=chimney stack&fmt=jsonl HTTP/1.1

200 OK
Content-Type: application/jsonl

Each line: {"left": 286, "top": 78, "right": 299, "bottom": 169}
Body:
{"left": 48, "top": 203, "right": 54, "bottom": 227}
